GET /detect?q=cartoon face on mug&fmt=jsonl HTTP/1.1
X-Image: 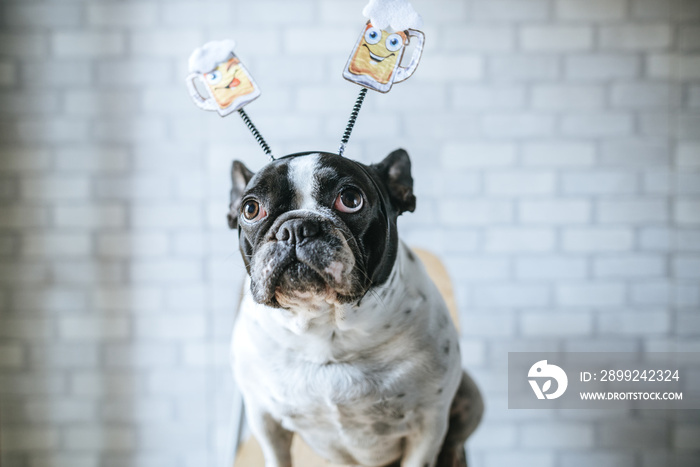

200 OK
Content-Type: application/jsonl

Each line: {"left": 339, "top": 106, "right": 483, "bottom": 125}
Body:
{"left": 203, "top": 57, "right": 256, "bottom": 109}
{"left": 348, "top": 24, "right": 408, "bottom": 85}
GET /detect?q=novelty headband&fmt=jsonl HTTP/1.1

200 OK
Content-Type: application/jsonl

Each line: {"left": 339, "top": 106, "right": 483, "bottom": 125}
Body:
{"left": 185, "top": 0, "right": 425, "bottom": 160}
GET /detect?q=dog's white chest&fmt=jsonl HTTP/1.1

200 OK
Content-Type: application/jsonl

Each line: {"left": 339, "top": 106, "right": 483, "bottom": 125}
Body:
{"left": 232, "top": 245, "right": 461, "bottom": 465}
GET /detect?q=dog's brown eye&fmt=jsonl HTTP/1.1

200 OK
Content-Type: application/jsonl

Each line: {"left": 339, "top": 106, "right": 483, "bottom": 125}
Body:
{"left": 334, "top": 189, "right": 363, "bottom": 213}
{"left": 242, "top": 200, "right": 266, "bottom": 222}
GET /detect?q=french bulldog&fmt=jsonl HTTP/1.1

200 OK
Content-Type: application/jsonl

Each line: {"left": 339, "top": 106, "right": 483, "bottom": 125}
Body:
{"left": 228, "top": 150, "right": 483, "bottom": 467}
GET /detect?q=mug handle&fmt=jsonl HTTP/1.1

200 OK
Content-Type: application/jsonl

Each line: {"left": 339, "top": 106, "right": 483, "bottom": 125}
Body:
{"left": 393, "top": 29, "right": 425, "bottom": 84}
{"left": 186, "top": 73, "right": 217, "bottom": 111}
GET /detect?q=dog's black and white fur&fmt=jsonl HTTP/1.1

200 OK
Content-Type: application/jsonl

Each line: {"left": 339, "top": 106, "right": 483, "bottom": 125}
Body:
{"left": 228, "top": 150, "right": 482, "bottom": 467}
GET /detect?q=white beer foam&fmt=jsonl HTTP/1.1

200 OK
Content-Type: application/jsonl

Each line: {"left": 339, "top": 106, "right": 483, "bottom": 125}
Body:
{"left": 362, "top": 0, "right": 423, "bottom": 31}
{"left": 188, "top": 39, "right": 237, "bottom": 74}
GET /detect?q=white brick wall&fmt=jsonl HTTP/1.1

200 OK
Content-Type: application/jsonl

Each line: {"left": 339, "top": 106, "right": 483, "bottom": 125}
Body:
{"left": 0, "top": 1, "right": 698, "bottom": 467}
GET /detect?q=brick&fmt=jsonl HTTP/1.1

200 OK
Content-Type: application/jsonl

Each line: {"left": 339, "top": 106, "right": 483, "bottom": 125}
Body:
{"left": 21, "top": 60, "right": 92, "bottom": 88}
{"left": 162, "top": 2, "right": 234, "bottom": 26}
{"left": 240, "top": 0, "right": 315, "bottom": 24}
{"left": 0, "top": 318, "right": 52, "bottom": 340}
{"left": 14, "top": 120, "right": 89, "bottom": 144}
{"left": 58, "top": 317, "right": 130, "bottom": 341}
{"left": 87, "top": 3, "right": 158, "bottom": 27}
{"left": 521, "top": 142, "right": 595, "bottom": 167}
{"left": 640, "top": 227, "right": 672, "bottom": 251}
{"left": 130, "top": 30, "right": 204, "bottom": 57}
{"left": 673, "top": 424, "right": 700, "bottom": 450}
{"left": 601, "top": 139, "right": 670, "bottom": 167}
{"left": 64, "top": 427, "right": 136, "bottom": 451}
{"left": 680, "top": 26, "right": 700, "bottom": 52}
{"left": 4, "top": 4, "right": 82, "bottom": 27}
{"left": 597, "top": 199, "right": 668, "bottom": 224}
{"left": 532, "top": 85, "right": 604, "bottom": 110}
{"left": 22, "top": 397, "right": 98, "bottom": 423}
{"left": 1, "top": 428, "right": 59, "bottom": 451}
{"left": 563, "top": 228, "right": 634, "bottom": 252}
{"left": 675, "top": 200, "right": 700, "bottom": 225}
{"left": 95, "top": 176, "right": 171, "bottom": 201}
{"left": 165, "top": 286, "right": 207, "bottom": 310}
{"left": 473, "top": 0, "right": 550, "bottom": 21}
{"left": 12, "top": 287, "right": 87, "bottom": 312}
{"left": 440, "top": 200, "right": 513, "bottom": 226}
{"left": 441, "top": 143, "right": 516, "bottom": 168}
{"left": 20, "top": 177, "right": 90, "bottom": 201}
{"left": 485, "top": 172, "right": 555, "bottom": 195}
{"left": 612, "top": 83, "right": 682, "bottom": 109}
{"left": 415, "top": 54, "right": 483, "bottom": 82}
{"left": 462, "top": 312, "right": 516, "bottom": 337}
{"left": 599, "top": 422, "right": 668, "bottom": 449}
{"left": 0, "top": 206, "right": 48, "bottom": 228}
{"left": 521, "top": 312, "right": 594, "bottom": 337}
{"left": 96, "top": 59, "right": 174, "bottom": 86}
{"left": 50, "top": 261, "right": 123, "bottom": 285}
{"left": 680, "top": 56, "right": 700, "bottom": 79}
{"left": 562, "top": 171, "right": 637, "bottom": 195}
{"left": 0, "top": 33, "right": 47, "bottom": 57}
{"left": 562, "top": 114, "right": 634, "bottom": 137}
{"left": 0, "top": 373, "right": 66, "bottom": 396}
{"left": 65, "top": 90, "right": 140, "bottom": 116}
{"left": 566, "top": 54, "right": 641, "bottom": 81}
{"left": 515, "top": 256, "right": 588, "bottom": 279}
{"left": 482, "top": 114, "right": 555, "bottom": 138}
{"left": 0, "top": 262, "right": 48, "bottom": 285}
{"left": 131, "top": 203, "right": 203, "bottom": 229}
{"left": 442, "top": 26, "right": 514, "bottom": 51}
{"left": 489, "top": 55, "right": 559, "bottom": 81}
{"left": 93, "top": 117, "right": 167, "bottom": 143}
{"left": 53, "top": 32, "right": 125, "bottom": 57}
{"left": 677, "top": 229, "right": 700, "bottom": 252}
{"left": 93, "top": 287, "right": 162, "bottom": 312}
{"left": 453, "top": 85, "right": 525, "bottom": 110}
{"left": 284, "top": 27, "right": 355, "bottom": 55}
{"left": 474, "top": 284, "right": 549, "bottom": 307}
{"left": 640, "top": 113, "right": 673, "bottom": 138}
{"left": 22, "top": 233, "right": 91, "bottom": 257}
{"left": 674, "top": 256, "right": 700, "bottom": 279}
{"left": 97, "top": 233, "right": 169, "bottom": 258}
{"left": 521, "top": 26, "right": 593, "bottom": 51}
{"left": 556, "top": 0, "right": 627, "bottom": 20}
{"left": 29, "top": 344, "right": 99, "bottom": 369}
{"left": 520, "top": 422, "right": 595, "bottom": 447}
{"left": 55, "top": 146, "right": 129, "bottom": 173}
{"left": 557, "top": 283, "right": 626, "bottom": 306}
{"left": 0, "top": 344, "right": 24, "bottom": 368}
{"left": 600, "top": 25, "right": 674, "bottom": 50}
{"left": 0, "top": 61, "right": 15, "bottom": 86}
{"left": 646, "top": 53, "right": 675, "bottom": 79}
{"left": 631, "top": 281, "right": 671, "bottom": 305}
{"left": 594, "top": 255, "right": 666, "bottom": 278}
{"left": 134, "top": 316, "right": 206, "bottom": 340}
{"left": 676, "top": 174, "right": 700, "bottom": 195}
{"left": 129, "top": 259, "right": 202, "bottom": 283}
{"left": 599, "top": 311, "right": 670, "bottom": 335}
{"left": 561, "top": 453, "right": 635, "bottom": 467}
{"left": 484, "top": 228, "right": 555, "bottom": 252}
{"left": 484, "top": 452, "right": 554, "bottom": 467}
{"left": 54, "top": 204, "right": 126, "bottom": 229}
{"left": 0, "top": 91, "right": 60, "bottom": 116}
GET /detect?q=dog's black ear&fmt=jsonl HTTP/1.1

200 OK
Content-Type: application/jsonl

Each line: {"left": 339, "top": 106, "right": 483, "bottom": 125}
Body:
{"left": 228, "top": 160, "right": 255, "bottom": 229}
{"left": 371, "top": 148, "right": 416, "bottom": 215}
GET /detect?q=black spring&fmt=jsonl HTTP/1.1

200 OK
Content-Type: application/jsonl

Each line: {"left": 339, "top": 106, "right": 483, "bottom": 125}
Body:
{"left": 238, "top": 108, "right": 274, "bottom": 160}
{"left": 339, "top": 87, "right": 368, "bottom": 156}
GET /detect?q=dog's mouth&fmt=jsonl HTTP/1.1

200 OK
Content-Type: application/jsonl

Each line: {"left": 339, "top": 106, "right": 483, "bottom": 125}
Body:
{"left": 252, "top": 251, "right": 359, "bottom": 309}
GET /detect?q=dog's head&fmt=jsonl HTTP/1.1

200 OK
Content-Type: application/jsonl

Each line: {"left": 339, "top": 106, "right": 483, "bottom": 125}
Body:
{"left": 227, "top": 149, "right": 415, "bottom": 309}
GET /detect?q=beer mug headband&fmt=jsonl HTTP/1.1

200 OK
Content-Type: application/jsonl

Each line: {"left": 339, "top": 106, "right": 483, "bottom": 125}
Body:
{"left": 185, "top": 0, "right": 424, "bottom": 161}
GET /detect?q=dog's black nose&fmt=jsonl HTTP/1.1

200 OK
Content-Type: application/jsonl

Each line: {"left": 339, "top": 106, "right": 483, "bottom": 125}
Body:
{"left": 276, "top": 218, "right": 320, "bottom": 244}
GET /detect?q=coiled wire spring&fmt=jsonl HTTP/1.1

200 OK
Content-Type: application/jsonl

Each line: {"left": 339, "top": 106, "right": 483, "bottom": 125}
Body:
{"left": 338, "top": 87, "right": 368, "bottom": 157}
{"left": 238, "top": 108, "right": 274, "bottom": 161}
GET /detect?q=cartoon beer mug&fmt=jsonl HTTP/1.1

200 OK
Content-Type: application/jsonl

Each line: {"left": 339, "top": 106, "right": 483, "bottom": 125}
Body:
{"left": 186, "top": 39, "right": 261, "bottom": 117}
{"left": 343, "top": 22, "right": 425, "bottom": 93}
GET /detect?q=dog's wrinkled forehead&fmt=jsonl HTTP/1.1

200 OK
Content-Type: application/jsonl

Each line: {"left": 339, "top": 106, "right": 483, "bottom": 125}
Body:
{"left": 247, "top": 152, "right": 383, "bottom": 210}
